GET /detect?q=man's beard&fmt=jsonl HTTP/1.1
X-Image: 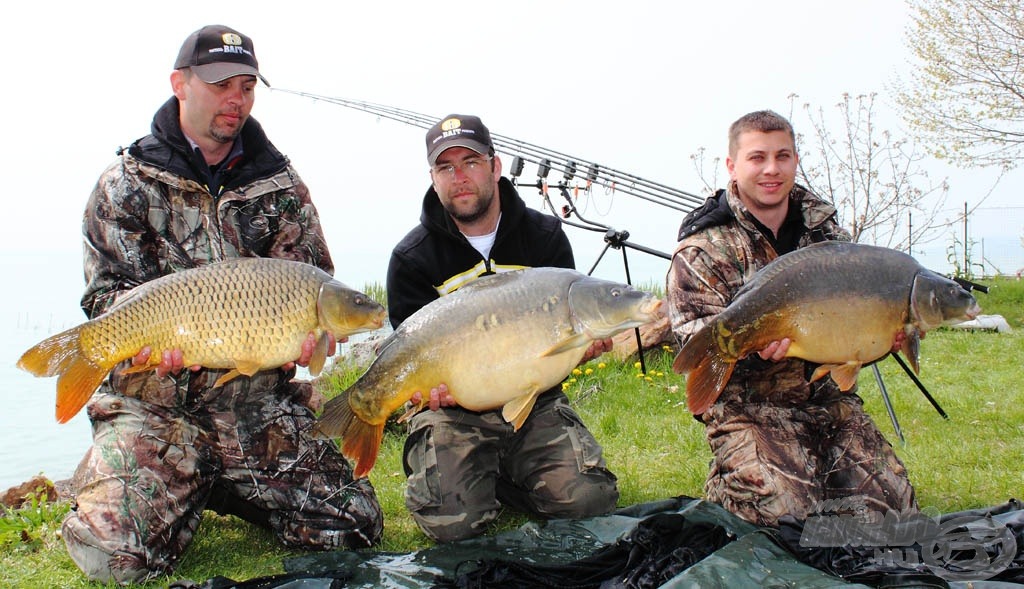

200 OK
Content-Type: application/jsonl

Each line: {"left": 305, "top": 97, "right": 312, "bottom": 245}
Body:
{"left": 209, "top": 115, "right": 245, "bottom": 144}
{"left": 445, "top": 189, "right": 494, "bottom": 225}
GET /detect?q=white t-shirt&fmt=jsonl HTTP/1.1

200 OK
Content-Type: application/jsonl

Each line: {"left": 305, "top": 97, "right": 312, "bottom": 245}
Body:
{"left": 464, "top": 215, "right": 500, "bottom": 260}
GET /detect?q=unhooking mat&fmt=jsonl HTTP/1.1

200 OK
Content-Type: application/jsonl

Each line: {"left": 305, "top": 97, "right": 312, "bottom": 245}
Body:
{"left": 178, "top": 496, "right": 1024, "bottom": 588}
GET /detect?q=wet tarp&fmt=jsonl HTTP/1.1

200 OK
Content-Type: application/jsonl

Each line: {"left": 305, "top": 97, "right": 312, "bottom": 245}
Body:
{"left": 184, "top": 496, "right": 1024, "bottom": 589}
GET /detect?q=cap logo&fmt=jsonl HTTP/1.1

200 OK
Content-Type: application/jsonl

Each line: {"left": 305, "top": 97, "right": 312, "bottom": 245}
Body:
{"left": 440, "top": 118, "right": 461, "bottom": 132}
{"left": 221, "top": 33, "right": 243, "bottom": 46}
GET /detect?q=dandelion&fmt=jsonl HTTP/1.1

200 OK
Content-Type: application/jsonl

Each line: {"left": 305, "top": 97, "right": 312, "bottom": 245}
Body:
{"left": 584, "top": 368, "right": 594, "bottom": 375}
{"left": 572, "top": 368, "right": 582, "bottom": 376}
{"left": 597, "top": 362, "right": 606, "bottom": 369}
{"left": 633, "top": 361, "right": 642, "bottom": 369}
{"left": 567, "top": 378, "right": 577, "bottom": 384}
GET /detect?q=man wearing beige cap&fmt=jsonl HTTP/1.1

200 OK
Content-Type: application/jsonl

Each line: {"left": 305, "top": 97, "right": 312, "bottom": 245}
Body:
{"left": 385, "top": 114, "right": 619, "bottom": 543}
{"left": 62, "top": 25, "right": 383, "bottom": 583}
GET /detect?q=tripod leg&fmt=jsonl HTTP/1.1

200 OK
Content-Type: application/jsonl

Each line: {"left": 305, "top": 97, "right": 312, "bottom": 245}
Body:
{"left": 872, "top": 364, "right": 905, "bottom": 444}
{"left": 889, "top": 353, "right": 949, "bottom": 420}
{"left": 618, "top": 247, "right": 648, "bottom": 374}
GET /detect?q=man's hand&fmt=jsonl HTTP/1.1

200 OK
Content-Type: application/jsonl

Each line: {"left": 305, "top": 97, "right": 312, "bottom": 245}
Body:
{"left": 410, "top": 383, "right": 457, "bottom": 411}
{"left": 133, "top": 346, "right": 200, "bottom": 378}
{"left": 282, "top": 332, "right": 345, "bottom": 371}
{"left": 757, "top": 338, "right": 791, "bottom": 362}
{"left": 579, "top": 337, "right": 613, "bottom": 365}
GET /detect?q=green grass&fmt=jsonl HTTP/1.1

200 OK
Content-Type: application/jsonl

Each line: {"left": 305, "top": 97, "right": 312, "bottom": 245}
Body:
{"left": 3, "top": 277, "right": 1022, "bottom": 587}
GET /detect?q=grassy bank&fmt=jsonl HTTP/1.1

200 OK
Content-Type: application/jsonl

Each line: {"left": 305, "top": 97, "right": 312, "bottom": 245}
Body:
{"left": 3, "top": 277, "right": 1022, "bottom": 587}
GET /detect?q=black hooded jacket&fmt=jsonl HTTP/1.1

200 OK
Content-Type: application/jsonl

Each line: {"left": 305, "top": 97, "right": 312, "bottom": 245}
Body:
{"left": 127, "top": 97, "right": 290, "bottom": 195}
{"left": 386, "top": 177, "right": 574, "bottom": 328}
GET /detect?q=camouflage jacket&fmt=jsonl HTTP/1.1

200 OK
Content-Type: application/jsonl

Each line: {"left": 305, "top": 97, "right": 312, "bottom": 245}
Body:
{"left": 666, "top": 184, "right": 850, "bottom": 412}
{"left": 80, "top": 97, "right": 333, "bottom": 406}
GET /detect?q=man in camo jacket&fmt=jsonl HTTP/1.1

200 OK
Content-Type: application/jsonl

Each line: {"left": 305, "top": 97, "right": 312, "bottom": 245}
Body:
{"left": 666, "top": 110, "right": 916, "bottom": 527}
{"left": 62, "top": 25, "right": 382, "bottom": 584}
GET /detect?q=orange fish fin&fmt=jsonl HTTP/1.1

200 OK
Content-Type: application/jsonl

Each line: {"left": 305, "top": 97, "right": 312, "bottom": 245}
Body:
{"left": 308, "top": 333, "right": 330, "bottom": 376}
{"left": 17, "top": 327, "right": 82, "bottom": 377}
{"left": 341, "top": 420, "right": 384, "bottom": 478}
{"left": 54, "top": 355, "right": 110, "bottom": 424}
{"left": 673, "top": 325, "right": 734, "bottom": 415}
{"left": 829, "top": 362, "right": 863, "bottom": 391}
{"left": 502, "top": 390, "right": 542, "bottom": 431}
{"left": 119, "top": 362, "right": 155, "bottom": 375}
{"left": 809, "top": 364, "right": 833, "bottom": 383}
{"left": 684, "top": 354, "right": 736, "bottom": 416}
{"left": 397, "top": 400, "right": 426, "bottom": 423}
{"left": 213, "top": 369, "right": 243, "bottom": 388}
{"left": 316, "top": 392, "right": 383, "bottom": 478}
{"left": 900, "top": 329, "right": 921, "bottom": 374}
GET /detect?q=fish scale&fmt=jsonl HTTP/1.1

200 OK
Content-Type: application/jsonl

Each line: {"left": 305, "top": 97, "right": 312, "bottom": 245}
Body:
{"left": 18, "top": 257, "right": 387, "bottom": 423}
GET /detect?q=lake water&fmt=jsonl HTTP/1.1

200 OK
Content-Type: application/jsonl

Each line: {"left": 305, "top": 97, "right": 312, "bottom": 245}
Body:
{"left": 4, "top": 320, "right": 92, "bottom": 491}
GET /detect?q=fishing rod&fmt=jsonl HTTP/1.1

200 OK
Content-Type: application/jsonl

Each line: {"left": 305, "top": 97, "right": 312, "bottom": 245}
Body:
{"left": 272, "top": 89, "right": 706, "bottom": 213}
{"left": 274, "top": 89, "right": 688, "bottom": 373}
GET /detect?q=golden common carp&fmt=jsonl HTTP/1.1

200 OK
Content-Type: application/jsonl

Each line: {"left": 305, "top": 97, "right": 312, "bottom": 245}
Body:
{"left": 18, "top": 258, "right": 386, "bottom": 423}
{"left": 315, "top": 267, "right": 663, "bottom": 478}
{"left": 672, "top": 241, "right": 981, "bottom": 415}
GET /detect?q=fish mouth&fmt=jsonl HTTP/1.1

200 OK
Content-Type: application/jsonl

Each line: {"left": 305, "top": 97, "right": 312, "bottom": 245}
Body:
{"left": 965, "top": 301, "right": 982, "bottom": 320}
{"left": 642, "top": 297, "right": 664, "bottom": 317}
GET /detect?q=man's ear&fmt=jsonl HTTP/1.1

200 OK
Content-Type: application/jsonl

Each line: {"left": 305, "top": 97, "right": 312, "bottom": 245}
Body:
{"left": 170, "top": 69, "right": 187, "bottom": 101}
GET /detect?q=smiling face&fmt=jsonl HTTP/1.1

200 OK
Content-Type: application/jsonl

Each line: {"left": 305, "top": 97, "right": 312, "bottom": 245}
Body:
{"left": 726, "top": 129, "right": 799, "bottom": 216}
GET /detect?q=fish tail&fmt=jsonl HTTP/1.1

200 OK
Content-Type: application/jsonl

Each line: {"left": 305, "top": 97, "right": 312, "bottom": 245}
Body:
{"left": 17, "top": 327, "right": 81, "bottom": 377}
{"left": 315, "top": 392, "right": 383, "bottom": 479}
{"left": 18, "top": 326, "right": 108, "bottom": 423}
{"left": 672, "top": 326, "right": 736, "bottom": 415}
{"left": 54, "top": 353, "right": 110, "bottom": 424}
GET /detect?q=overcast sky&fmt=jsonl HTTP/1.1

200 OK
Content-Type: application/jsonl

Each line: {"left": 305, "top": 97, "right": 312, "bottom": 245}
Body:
{"left": 3, "top": 1, "right": 1022, "bottom": 321}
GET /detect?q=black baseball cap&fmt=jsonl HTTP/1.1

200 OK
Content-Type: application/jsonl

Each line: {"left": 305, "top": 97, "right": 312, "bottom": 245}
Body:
{"left": 174, "top": 25, "right": 269, "bottom": 86}
{"left": 425, "top": 114, "right": 494, "bottom": 165}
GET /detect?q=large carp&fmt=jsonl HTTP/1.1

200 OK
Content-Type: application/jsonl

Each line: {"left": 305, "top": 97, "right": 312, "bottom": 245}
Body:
{"left": 315, "top": 267, "right": 663, "bottom": 478}
{"left": 673, "top": 241, "right": 981, "bottom": 415}
{"left": 18, "top": 258, "right": 386, "bottom": 423}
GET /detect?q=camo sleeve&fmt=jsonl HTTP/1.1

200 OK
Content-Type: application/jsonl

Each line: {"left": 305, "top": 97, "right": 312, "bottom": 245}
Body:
{"left": 666, "top": 244, "right": 731, "bottom": 346}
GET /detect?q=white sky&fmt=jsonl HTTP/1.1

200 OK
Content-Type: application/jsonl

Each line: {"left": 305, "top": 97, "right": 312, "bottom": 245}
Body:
{"left": 1, "top": 0, "right": 1021, "bottom": 324}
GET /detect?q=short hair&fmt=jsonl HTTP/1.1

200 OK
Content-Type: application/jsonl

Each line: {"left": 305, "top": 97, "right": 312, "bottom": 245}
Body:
{"left": 728, "top": 110, "right": 796, "bottom": 156}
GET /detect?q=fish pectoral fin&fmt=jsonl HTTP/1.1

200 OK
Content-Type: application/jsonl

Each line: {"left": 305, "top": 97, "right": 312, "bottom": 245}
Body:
{"left": 541, "top": 334, "right": 592, "bottom": 357}
{"left": 119, "top": 363, "right": 156, "bottom": 375}
{"left": 900, "top": 329, "right": 922, "bottom": 374}
{"left": 213, "top": 369, "right": 242, "bottom": 388}
{"left": 397, "top": 401, "right": 424, "bottom": 424}
{"left": 827, "top": 362, "right": 863, "bottom": 391}
{"left": 308, "top": 333, "right": 330, "bottom": 377}
{"left": 502, "top": 390, "right": 542, "bottom": 431}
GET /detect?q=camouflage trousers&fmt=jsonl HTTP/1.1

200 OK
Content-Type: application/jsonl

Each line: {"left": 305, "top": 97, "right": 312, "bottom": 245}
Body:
{"left": 701, "top": 391, "right": 916, "bottom": 527}
{"left": 402, "top": 390, "right": 618, "bottom": 542}
{"left": 62, "top": 379, "right": 383, "bottom": 584}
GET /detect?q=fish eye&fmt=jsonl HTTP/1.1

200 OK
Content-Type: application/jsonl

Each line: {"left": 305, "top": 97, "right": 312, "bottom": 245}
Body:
{"left": 609, "top": 288, "right": 622, "bottom": 297}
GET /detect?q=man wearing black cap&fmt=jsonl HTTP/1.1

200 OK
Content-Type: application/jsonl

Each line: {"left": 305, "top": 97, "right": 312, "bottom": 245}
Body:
{"left": 62, "top": 25, "right": 383, "bottom": 583}
{"left": 385, "top": 114, "right": 619, "bottom": 543}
